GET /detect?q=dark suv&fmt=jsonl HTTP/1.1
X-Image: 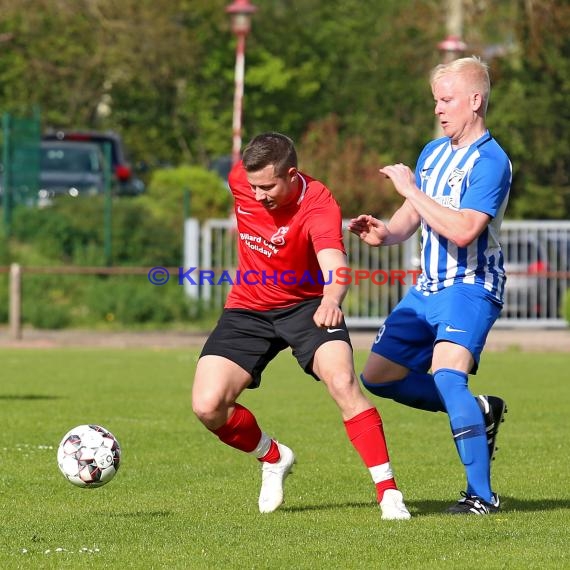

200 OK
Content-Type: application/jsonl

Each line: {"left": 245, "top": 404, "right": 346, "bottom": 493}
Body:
{"left": 38, "top": 140, "right": 105, "bottom": 206}
{"left": 42, "top": 130, "right": 145, "bottom": 196}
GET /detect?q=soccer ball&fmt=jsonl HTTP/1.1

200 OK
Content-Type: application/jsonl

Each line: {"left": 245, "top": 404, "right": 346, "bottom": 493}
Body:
{"left": 57, "top": 424, "right": 121, "bottom": 488}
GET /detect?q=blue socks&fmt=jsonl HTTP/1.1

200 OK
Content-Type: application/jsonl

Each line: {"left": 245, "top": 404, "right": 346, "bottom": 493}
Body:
{"left": 361, "top": 371, "right": 444, "bottom": 412}
{"left": 361, "top": 368, "right": 493, "bottom": 502}
{"left": 433, "top": 368, "right": 492, "bottom": 502}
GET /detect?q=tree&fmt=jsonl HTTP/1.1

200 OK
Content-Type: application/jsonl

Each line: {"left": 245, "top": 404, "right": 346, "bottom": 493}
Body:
{"left": 0, "top": 0, "right": 567, "bottom": 219}
{"left": 487, "top": 0, "right": 570, "bottom": 218}
{"left": 298, "top": 115, "right": 402, "bottom": 218}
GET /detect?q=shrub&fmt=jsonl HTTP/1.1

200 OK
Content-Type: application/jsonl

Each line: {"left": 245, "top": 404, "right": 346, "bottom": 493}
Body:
{"left": 11, "top": 203, "right": 97, "bottom": 262}
{"left": 0, "top": 169, "right": 229, "bottom": 329}
{"left": 21, "top": 275, "right": 72, "bottom": 329}
{"left": 83, "top": 276, "right": 195, "bottom": 325}
{"left": 5, "top": 272, "right": 205, "bottom": 329}
{"left": 141, "top": 165, "right": 230, "bottom": 222}
{"left": 24, "top": 301, "right": 71, "bottom": 329}
{"left": 9, "top": 196, "right": 181, "bottom": 267}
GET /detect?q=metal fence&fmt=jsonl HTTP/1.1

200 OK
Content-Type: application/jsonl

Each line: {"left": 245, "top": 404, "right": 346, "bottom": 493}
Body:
{"left": 185, "top": 219, "right": 570, "bottom": 329}
{"left": 1, "top": 110, "right": 42, "bottom": 233}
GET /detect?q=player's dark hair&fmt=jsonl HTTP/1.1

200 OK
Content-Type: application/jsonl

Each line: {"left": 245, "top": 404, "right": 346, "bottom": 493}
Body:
{"left": 242, "top": 132, "right": 297, "bottom": 178}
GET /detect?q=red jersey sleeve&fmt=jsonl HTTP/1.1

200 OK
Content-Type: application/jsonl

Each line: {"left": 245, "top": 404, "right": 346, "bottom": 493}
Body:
{"left": 306, "top": 189, "right": 345, "bottom": 255}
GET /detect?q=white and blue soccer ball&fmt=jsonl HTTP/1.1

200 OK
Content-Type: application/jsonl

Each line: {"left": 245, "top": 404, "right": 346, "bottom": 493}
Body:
{"left": 57, "top": 424, "right": 121, "bottom": 488}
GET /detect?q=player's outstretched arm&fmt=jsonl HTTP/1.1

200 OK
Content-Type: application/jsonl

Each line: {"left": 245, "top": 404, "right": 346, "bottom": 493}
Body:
{"left": 347, "top": 215, "right": 387, "bottom": 246}
{"left": 348, "top": 201, "right": 420, "bottom": 247}
{"left": 314, "top": 248, "right": 349, "bottom": 328}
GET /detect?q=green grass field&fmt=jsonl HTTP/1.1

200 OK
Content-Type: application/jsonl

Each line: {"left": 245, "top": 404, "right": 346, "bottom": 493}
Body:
{"left": 0, "top": 347, "right": 568, "bottom": 569}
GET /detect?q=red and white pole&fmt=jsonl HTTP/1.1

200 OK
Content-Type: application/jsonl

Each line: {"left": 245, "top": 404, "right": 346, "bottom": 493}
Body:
{"left": 226, "top": 0, "right": 257, "bottom": 166}
{"left": 231, "top": 32, "right": 246, "bottom": 166}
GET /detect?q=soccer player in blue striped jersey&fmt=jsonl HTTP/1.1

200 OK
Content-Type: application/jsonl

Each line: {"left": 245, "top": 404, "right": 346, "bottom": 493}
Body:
{"left": 348, "top": 56, "right": 510, "bottom": 515}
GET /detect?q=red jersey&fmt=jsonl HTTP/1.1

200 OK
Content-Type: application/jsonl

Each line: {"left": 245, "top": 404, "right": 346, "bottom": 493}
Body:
{"left": 225, "top": 161, "right": 345, "bottom": 310}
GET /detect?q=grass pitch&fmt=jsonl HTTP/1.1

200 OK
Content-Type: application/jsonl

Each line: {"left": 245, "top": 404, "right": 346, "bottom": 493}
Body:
{"left": 0, "top": 347, "right": 568, "bottom": 569}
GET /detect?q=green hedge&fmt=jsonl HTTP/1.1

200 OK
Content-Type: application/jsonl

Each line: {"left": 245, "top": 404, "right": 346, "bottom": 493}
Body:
{"left": 0, "top": 273, "right": 214, "bottom": 329}
{"left": 10, "top": 196, "right": 182, "bottom": 267}
{"left": 0, "top": 164, "right": 230, "bottom": 329}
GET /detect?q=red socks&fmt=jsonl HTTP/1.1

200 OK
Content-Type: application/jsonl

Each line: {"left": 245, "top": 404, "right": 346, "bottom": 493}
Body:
{"left": 344, "top": 407, "right": 397, "bottom": 501}
{"left": 212, "top": 403, "right": 280, "bottom": 463}
{"left": 212, "top": 403, "right": 398, "bottom": 499}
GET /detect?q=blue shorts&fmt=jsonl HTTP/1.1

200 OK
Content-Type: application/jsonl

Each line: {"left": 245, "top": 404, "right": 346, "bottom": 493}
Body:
{"left": 371, "top": 284, "right": 502, "bottom": 374}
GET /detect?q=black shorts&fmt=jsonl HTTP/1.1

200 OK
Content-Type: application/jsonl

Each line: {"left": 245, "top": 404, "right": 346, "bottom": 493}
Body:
{"left": 200, "top": 297, "right": 352, "bottom": 388}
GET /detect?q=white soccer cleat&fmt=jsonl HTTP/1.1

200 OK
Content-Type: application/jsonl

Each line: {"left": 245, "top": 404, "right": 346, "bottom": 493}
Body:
{"left": 258, "top": 443, "right": 295, "bottom": 513}
{"left": 379, "top": 489, "right": 412, "bottom": 520}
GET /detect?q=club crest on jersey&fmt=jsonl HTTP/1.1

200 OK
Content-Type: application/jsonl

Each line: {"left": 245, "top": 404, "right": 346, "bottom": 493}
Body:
{"left": 447, "top": 168, "right": 466, "bottom": 190}
{"left": 420, "top": 166, "right": 433, "bottom": 182}
{"left": 270, "top": 226, "right": 289, "bottom": 246}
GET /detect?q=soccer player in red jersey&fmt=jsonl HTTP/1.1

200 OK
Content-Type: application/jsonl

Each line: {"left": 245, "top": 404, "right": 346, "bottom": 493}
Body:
{"left": 192, "top": 132, "right": 410, "bottom": 520}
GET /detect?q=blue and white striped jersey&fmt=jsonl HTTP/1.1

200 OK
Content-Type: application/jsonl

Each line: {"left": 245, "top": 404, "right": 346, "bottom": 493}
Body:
{"left": 414, "top": 131, "right": 512, "bottom": 302}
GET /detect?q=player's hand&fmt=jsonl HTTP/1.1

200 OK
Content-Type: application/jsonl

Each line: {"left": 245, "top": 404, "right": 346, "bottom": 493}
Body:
{"left": 379, "top": 163, "right": 417, "bottom": 199}
{"left": 347, "top": 214, "right": 388, "bottom": 246}
{"left": 313, "top": 296, "right": 344, "bottom": 328}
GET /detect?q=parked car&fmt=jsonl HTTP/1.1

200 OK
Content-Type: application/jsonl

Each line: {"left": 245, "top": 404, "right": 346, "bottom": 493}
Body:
{"left": 501, "top": 234, "right": 551, "bottom": 319}
{"left": 545, "top": 232, "right": 570, "bottom": 318}
{"left": 38, "top": 140, "right": 105, "bottom": 206}
{"left": 42, "top": 130, "right": 145, "bottom": 196}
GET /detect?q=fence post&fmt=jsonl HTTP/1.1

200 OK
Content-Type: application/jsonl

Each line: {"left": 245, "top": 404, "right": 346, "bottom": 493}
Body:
{"left": 183, "top": 218, "right": 200, "bottom": 300}
{"left": 9, "top": 262, "right": 22, "bottom": 340}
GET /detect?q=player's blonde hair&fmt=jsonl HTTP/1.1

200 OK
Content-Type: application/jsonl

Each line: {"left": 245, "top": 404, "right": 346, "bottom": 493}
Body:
{"left": 430, "top": 56, "right": 491, "bottom": 114}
